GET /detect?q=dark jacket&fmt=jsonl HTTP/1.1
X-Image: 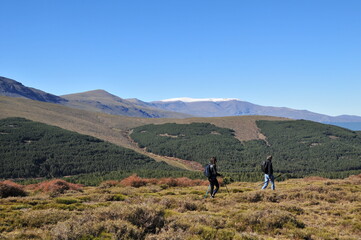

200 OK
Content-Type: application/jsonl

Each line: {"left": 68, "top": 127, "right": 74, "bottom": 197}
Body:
{"left": 209, "top": 164, "right": 221, "bottom": 179}
{"left": 264, "top": 160, "right": 273, "bottom": 175}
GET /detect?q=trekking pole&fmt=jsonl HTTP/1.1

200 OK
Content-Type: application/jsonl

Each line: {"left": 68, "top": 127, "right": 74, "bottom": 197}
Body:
{"left": 224, "top": 183, "right": 230, "bottom": 195}
{"left": 222, "top": 175, "right": 230, "bottom": 195}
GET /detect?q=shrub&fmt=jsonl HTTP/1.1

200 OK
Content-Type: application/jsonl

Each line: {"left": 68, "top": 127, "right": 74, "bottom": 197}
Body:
{"left": 189, "top": 224, "right": 217, "bottom": 239}
{"left": 235, "top": 209, "right": 305, "bottom": 233}
{"left": 119, "top": 175, "right": 209, "bottom": 188}
{"left": 19, "top": 209, "right": 73, "bottom": 228}
{"left": 55, "top": 197, "right": 79, "bottom": 205}
{"left": 99, "top": 180, "right": 120, "bottom": 188}
{"left": 125, "top": 205, "right": 165, "bottom": 234}
{"left": 28, "top": 179, "right": 82, "bottom": 196}
{"left": 107, "top": 194, "right": 127, "bottom": 201}
{"left": 158, "top": 177, "right": 208, "bottom": 187}
{"left": 51, "top": 203, "right": 165, "bottom": 239}
{"left": 145, "top": 228, "right": 190, "bottom": 240}
{"left": 346, "top": 173, "right": 361, "bottom": 184}
{"left": 120, "top": 175, "right": 149, "bottom": 188}
{"left": 0, "top": 181, "right": 27, "bottom": 198}
{"left": 179, "top": 200, "right": 198, "bottom": 212}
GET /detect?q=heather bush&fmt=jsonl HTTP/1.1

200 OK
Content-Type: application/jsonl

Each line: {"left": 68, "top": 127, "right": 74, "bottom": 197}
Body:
{"left": 0, "top": 181, "right": 27, "bottom": 198}
{"left": 235, "top": 209, "right": 305, "bottom": 233}
{"left": 99, "top": 180, "right": 120, "bottom": 188}
{"left": 345, "top": 173, "right": 361, "bottom": 184}
{"left": 27, "top": 179, "right": 82, "bottom": 196}
{"left": 125, "top": 205, "right": 165, "bottom": 234}
{"left": 55, "top": 197, "right": 79, "bottom": 205}
{"left": 120, "top": 175, "right": 149, "bottom": 187}
{"left": 120, "top": 175, "right": 208, "bottom": 188}
{"left": 19, "top": 209, "right": 73, "bottom": 228}
{"left": 145, "top": 228, "right": 191, "bottom": 240}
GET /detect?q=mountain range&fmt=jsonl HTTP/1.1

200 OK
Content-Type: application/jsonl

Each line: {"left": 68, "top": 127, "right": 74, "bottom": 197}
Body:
{"left": 150, "top": 98, "right": 357, "bottom": 122}
{"left": 1, "top": 76, "right": 361, "bottom": 130}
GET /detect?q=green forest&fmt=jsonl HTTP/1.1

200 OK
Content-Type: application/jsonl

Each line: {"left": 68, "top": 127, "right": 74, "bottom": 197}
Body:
{"left": 2, "top": 117, "right": 361, "bottom": 184}
{"left": 130, "top": 121, "right": 361, "bottom": 179}
{"left": 0, "top": 118, "right": 181, "bottom": 179}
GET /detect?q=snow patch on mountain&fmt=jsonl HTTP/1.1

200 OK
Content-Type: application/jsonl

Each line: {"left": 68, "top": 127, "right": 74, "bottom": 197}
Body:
{"left": 159, "top": 97, "right": 240, "bottom": 103}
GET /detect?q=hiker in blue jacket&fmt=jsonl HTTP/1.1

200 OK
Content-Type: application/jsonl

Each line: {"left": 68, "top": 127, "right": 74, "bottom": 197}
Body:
{"left": 261, "top": 155, "right": 275, "bottom": 190}
{"left": 207, "top": 157, "right": 222, "bottom": 198}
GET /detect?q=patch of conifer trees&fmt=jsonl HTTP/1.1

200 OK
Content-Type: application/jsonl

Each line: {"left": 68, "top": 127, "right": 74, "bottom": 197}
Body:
{"left": 0, "top": 118, "right": 180, "bottom": 179}
{"left": 131, "top": 121, "right": 361, "bottom": 179}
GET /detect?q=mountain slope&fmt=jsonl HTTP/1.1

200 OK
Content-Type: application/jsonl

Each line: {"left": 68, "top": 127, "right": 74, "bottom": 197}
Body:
{"left": 151, "top": 98, "right": 361, "bottom": 124}
{"left": 130, "top": 120, "right": 361, "bottom": 178}
{"left": 0, "top": 76, "right": 66, "bottom": 103}
{"left": 61, "top": 90, "right": 191, "bottom": 118}
{"left": 0, "top": 117, "right": 180, "bottom": 178}
{"left": 0, "top": 76, "right": 191, "bottom": 119}
{"left": 0, "top": 96, "right": 288, "bottom": 170}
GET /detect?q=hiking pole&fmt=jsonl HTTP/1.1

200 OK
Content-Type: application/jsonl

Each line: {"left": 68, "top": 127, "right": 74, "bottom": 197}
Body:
{"left": 224, "top": 183, "right": 230, "bottom": 195}
{"left": 222, "top": 175, "right": 230, "bottom": 195}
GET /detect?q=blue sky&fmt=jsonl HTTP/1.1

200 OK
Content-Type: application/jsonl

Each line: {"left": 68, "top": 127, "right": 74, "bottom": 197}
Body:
{"left": 1, "top": 0, "right": 360, "bottom": 116}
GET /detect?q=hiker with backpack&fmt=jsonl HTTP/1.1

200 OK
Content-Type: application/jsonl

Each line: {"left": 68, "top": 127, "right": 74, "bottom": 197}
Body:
{"left": 261, "top": 155, "right": 275, "bottom": 190}
{"left": 204, "top": 157, "right": 222, "bottom": 198}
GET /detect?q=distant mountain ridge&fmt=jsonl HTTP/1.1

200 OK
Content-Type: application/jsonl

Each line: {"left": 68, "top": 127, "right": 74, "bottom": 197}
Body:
{"left": 0, "top": 76, "right": 190, "bottom": 119}
{"left": 150, "top": 98, "right": 361, "bottom": 126}
{"left": 1, "top": 76, "right": 361, "bottom": 129}
{"left": 0, "top": 76, "right": 66, "bottom": 103}
{"left": 61, "top": 90, "right": 191, "bottom": 118}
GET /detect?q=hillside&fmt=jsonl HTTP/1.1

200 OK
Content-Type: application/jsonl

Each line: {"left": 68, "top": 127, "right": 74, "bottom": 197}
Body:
{"left": 0, "top": 175, "right": 360, "bottom": 239}
{"left": 0, "top": 118, "right": 181, "bottom": 179}
{"left": 0, "top": 96, "right": 272, "bottom": 143}
{"left": 61, "top": 90, "right": 191, "bottom": 119}
{"left": 2, "top": 96, "right": 361, "bottom": 179}
{"left": 130, "top": 120, "right": 361, "bottom": 178}
{"left": 0, "top": 76, "right": 66, "bottom": 103}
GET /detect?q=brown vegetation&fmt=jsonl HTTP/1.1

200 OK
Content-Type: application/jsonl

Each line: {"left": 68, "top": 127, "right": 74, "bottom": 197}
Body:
{"left": 0, "top": 181, "right": 27, "bottom": 198}
{"left": 0, "top": 175, "right": 360, "bottom": 239}
{"left": 25, "top": 179, "right": 82, "bottom": 196}
{"left": 113, "top": 175, "right": 209, "bottom": 188}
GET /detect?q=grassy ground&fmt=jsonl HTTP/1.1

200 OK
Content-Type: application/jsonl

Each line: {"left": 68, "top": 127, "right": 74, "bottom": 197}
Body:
{"left": 0, "top": 175, "right": 360, "bottom": 240}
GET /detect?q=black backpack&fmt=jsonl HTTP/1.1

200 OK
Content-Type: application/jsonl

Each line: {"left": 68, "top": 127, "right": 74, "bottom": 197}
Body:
{"left": 204, "top": 164, "right": 211, "bottom": 178}
{"left": 261, "top": 161, "right": 267, "bottom": 173}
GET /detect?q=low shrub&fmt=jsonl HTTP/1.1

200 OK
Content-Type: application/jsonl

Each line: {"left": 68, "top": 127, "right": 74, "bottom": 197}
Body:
{"left": 235, "top": 209, "right": 305, "bottom": 233}
{"left": 125, "top": 205, "right": 165, "bottom": 234}
{"left": 345, "top": 173, "right": 361, "bottom": 184}
{"left": 55, "top": 197, "right": 79, "bottom": 205}
{"left": 0, "top": 181, "right": 27, "bottom": 198}
{"left": 27, "top": 179, "right": 82, "bottom": 196}
{"left": 99, "top": 180, "right": 120, "bottom": 188}
{"left": 119, "top": 175, "right": 209, "bottom": 188}
{"left": 107, "top": 194, "right": 127, "bottom": 201}
{"left": 120, "top": 175, "right": 149, "bottom": 188}
{"left": 19, "top": 209, "right": 73, "bottom": 228}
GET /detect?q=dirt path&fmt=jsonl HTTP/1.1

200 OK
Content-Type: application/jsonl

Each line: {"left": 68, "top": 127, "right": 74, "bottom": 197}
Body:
{"left": 124, "top": 130, "right": 203, "bottom": 171}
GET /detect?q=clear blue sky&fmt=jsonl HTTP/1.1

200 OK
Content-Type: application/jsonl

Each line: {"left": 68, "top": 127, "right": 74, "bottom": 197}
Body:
{"left": 1, "top": 0, "right": 360, "bottom": 116}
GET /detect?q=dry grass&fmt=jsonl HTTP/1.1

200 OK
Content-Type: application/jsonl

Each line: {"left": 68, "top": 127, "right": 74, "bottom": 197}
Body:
{"left": 0, "top": 175, "right": 360, "bottom": 239}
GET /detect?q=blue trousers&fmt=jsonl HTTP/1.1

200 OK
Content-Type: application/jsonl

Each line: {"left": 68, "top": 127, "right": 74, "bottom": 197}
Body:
{"left": 262, "top": 174, "right": 275, "bottom": 190}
